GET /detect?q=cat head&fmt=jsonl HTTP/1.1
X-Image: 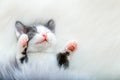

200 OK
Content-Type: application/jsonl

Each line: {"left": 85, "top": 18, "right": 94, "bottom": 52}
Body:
{"left": 15, "top": 19, "right": 56, "bottom": 52}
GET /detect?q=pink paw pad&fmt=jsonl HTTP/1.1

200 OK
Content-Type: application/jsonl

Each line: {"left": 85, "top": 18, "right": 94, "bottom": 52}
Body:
{"left": 66, "top": 41, "right": 77, "bottom": 52}
{"left": 21, "top": 36, "right": 28, "bottom": 48}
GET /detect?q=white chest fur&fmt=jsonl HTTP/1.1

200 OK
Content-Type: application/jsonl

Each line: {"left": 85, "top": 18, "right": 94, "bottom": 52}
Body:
{"left": 27, "top": 52, "right": 59, "bottom": 70}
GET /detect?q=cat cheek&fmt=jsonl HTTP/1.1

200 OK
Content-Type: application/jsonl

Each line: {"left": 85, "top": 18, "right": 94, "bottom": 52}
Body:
{"left": 46, "top": 31, "right": 49, "bottom": 34}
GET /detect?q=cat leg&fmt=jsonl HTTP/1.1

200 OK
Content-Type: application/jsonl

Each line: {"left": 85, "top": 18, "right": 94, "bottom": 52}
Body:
{"left": 57, "top": 41, "right": 78, "bottom": 69}
{"left": 16, "top": 34, "right": 28, "bottom": 64}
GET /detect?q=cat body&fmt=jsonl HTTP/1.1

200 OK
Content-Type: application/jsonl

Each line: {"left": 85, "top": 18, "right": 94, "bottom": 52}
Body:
{"left": 15, "top": 19, "right": 77, "bottom": 68}
{"left": 0, "top": 20, "right": 84, "bottom": 80}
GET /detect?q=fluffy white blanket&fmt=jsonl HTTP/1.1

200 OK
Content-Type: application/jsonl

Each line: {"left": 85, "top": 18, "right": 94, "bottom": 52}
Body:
{"left": 0, "top": 0, "right": 120, "bottom": 79}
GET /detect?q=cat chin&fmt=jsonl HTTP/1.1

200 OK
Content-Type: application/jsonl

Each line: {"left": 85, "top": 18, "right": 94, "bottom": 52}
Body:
{"left": 27, "top": 42, "right": 55, "bottom": 53}
{"left": 28, "top": 46, "right": 49, "bottom": 53}
{"left": 28, "top": 38, "right": 57, "bottom": 52}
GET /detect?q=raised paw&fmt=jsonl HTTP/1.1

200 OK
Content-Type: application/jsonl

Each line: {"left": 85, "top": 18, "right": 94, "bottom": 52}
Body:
{"left": 65, "top": 41, "right": 77, "bottom": 52}
{"left": 19, "top": 34, "right": 28, "bottom": 48}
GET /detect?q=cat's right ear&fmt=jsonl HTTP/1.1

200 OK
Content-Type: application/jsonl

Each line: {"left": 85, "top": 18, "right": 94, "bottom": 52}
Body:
{"left": 15, "top": 21, "right": 27, "bottom": 34}
{"left": 46, "top": 19, "right": 55, "bottom": 33}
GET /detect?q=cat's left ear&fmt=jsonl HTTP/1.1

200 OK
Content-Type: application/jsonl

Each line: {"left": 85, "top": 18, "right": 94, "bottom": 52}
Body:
{"left": 46, "top": 19, "right": 55, "bottom": 33}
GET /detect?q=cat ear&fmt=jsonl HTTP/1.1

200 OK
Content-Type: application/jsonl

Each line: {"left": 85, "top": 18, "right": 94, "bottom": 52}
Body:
{"left": 15, "top": 21, "right": 27, "bottom": 38}
{"left": 46, "top": 19, "right": 55, "bottom": 33}
{"left": 15, "top": 21, "right": 27, "bottom": 34}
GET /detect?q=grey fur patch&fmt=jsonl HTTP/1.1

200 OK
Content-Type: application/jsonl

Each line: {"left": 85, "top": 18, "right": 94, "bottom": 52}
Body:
{"left": 26, "top": 26, "right": 37, "bottom": 40}
{"left": 0, "top": 58, "right": 82, "bottom": 80}
{"left": 15, "top": 21, "right": 27, "bottom": 34}
{"left": 15, "top": 21, "right": 37, "bottom": 40}
{"left": 15, "top": 21, "right": 37, "bottom": 64}
{"left": 45, "top": 19, "right": 55, "bottom": 33}
{"left": 57, "top": 51, "right": 70, "bottom": 69}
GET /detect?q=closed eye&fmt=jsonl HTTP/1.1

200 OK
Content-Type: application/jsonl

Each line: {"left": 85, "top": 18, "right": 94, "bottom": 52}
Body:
{"left": 37, "top": 31, "right": 40, "bottom": 34}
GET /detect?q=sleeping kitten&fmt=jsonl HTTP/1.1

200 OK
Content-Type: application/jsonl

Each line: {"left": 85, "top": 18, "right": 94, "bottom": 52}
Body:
{"left": 15, "top": 19, "right": 77, "bottom": 69}
{"left": 0, "top": 20, "right": 83, "bottom": 80}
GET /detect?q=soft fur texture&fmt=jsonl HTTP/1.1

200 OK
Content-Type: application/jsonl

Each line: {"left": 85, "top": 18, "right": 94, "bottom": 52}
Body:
{"left": 0, "top": 19, "right": 84, "bottom": 79}
{"left": 0, "top": 20, "right": 84, "bottom": 80}
{"left": 1, "top": 0, "right": 120, "bottom": 79}
{"left": 0, "top": 52, "right": 84, "bottom": 80}
{"left": 0, "top": 53, "right": 84, "bottom": 80}
{"left": 15, "top": 20, "right": 57, "bottom": 63}
{"left": 27, "top": 24, "right": 57, "bottom": 52}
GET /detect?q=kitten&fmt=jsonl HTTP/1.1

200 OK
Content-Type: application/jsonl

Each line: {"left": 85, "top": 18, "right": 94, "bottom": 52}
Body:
{"left": 0, "top": 20, "right": 84, "bottom": 80}
{"left": 15, "top": 19, "right": 77, "bottom": 69}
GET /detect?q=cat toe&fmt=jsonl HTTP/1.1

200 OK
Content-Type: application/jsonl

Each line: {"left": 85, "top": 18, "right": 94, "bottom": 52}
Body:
{"left": 66, "top": 41, "right": 77, "bottom": 52}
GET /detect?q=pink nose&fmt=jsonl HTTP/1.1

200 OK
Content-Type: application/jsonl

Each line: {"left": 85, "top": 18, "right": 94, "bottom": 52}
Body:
{"left": 35, "top": 33, "right": 48, "bottom": 44}
{"left": 42, "top": 33, "right": 47, "bottom": 39}
{"left": 42, "top": 33, "right": 48, "bottom": 42}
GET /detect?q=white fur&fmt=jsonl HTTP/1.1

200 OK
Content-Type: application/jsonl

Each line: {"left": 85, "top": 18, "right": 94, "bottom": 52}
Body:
{"left": 28, "top": 25, "right": 57, "bottom": 52}
{"left": 13, "top": 23, "right": 84, "bottom": 79}
{"left": 16, "top": 34, "right": 28, "bottom": 64}
{"left": 1, "top": 0, "right": 120, "bottom": 79}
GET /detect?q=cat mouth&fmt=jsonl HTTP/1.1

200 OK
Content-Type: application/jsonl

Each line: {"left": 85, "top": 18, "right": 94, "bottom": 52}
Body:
{"left": 35, "top": 38, "right": 48, "bottom": 44}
